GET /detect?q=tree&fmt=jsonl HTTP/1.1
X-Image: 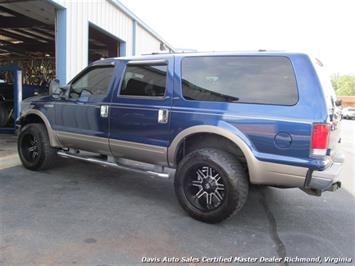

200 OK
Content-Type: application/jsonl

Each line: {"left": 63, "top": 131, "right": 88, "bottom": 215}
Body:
{"left": 331, "top": 74, "right": 355, "bottom": 96}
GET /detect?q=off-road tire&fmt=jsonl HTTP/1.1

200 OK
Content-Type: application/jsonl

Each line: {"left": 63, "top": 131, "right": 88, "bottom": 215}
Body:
{"left": 174, "top": 148, "right": 249, "bottom": 223}
{"left": 18, "top": 123, "right": 57, "bottom": 170}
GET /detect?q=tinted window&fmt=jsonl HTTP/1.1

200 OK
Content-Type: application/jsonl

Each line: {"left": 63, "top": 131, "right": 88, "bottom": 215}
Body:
{"left": 181, "top": 56, "right": 298, "bottom": 105}
{"left": 71, "top": 66, "right": 114, "bottom": 98}
{"left": 120, "top": 64, "right": 167, "bottom": 97}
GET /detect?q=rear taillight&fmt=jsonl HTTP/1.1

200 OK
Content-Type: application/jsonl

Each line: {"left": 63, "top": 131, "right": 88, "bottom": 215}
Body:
{"left": 311, "top": 124, "right": 330, "bottom": 156}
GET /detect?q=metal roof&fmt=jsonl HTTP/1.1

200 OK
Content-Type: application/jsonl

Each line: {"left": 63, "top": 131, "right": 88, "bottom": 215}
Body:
{"left": 108, "top": 0, "right": 175, "bottom": 52}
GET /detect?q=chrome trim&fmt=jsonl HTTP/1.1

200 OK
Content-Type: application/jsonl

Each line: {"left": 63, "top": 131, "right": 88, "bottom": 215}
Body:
{"left": 55, "top": 131, "right": 111, "bottom": 155}
{"left": 109, "top": 138, "right": 168, "bottom": 166}
{"left": 158, "top": 109, "right": 169, "bottom": 124}
{"left": 100, "top": 105, "right": 109, "bottom": 118}
{"left": 20, "top": 110, "right": 62, "bottom": 147}
{"left": 57, "top": 151, "right": 170, "bottom": 179}
{"left": 168, "top": 125, "right": 308, "bottom": 186}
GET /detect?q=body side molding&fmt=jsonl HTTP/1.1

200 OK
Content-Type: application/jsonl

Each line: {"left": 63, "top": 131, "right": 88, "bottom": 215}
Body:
{"left": 54, "top": 131, "right": 168, "bottom": 165}
{"left": 110, "top": 138, "right": 168, "bottom": 166}
{"left": 56, "top": 131, "right": 111, "bottom": 155}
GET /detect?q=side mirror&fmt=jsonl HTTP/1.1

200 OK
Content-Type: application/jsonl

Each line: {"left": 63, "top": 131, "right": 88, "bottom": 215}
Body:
{"left": 49, "top": 79, "right": 61, "bottom": 97}
{"left": 61, "top": 85, "right": 71, "bottom": 99}
{"left": 335, "top": 99, "right": 342, "bottom": 107}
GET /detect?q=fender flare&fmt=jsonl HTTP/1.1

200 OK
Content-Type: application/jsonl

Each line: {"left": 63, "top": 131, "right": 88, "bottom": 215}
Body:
{"left": 19, "top": 110, "right": 62, "bottom": 147}
{"left": 167, "top": 125, "right": 260, "bottom": 182}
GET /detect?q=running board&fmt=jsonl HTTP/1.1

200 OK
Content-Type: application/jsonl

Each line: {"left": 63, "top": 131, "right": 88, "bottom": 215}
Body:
{"left": 57, "top": 151, "right": 170, "bottom": 179}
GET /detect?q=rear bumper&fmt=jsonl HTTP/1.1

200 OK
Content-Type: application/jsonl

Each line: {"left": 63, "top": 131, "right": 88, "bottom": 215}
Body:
{"left": 305, "top": 152, "right": 345, "bottom": 192}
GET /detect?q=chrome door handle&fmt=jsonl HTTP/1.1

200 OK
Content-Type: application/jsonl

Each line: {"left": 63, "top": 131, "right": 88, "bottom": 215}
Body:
{"left": 158, "top": 109, "right": 169, "bottom": 124}
{"left": 100, "top": 105, "right": 109, "bottom": 118}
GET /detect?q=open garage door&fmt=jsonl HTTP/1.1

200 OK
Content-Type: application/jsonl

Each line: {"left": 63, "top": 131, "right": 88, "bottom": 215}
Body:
{"left": 0, "top": 0, "right": 56, "bottom": 132}
{"left": 0, "top": 1, "right": 55, "bottom": 79}
{"left": 89, "top": 24, "right": 121, "bottom": 63}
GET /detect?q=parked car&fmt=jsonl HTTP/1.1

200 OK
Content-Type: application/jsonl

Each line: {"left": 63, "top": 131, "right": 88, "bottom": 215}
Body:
{"left": 16, "top": 52, "right": 344, "bottom": 223}
{"left": 342, "top": 107, "right": 355, "bottom": 119}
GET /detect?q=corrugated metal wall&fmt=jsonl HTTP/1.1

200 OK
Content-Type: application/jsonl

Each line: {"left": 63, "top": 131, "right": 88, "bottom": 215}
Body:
{"left": 52, "top": 0, "right": 166, "bottom": 83}
{"left": 136, "top": 24, "right": 161, "bottom": 55}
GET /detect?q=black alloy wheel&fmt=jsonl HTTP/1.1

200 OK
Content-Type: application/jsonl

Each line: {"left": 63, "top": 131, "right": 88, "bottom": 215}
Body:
{"left": 175, "top": 148, "right": 249, "bottom": 223}
{"left": 183, "top": 165, "right": 226, "bottom": 212}
{"left": 20, "top": 133, "right": 41, "bottom": 163}
{"left": 18, "top": 123, "right": 57, "bottom": 170}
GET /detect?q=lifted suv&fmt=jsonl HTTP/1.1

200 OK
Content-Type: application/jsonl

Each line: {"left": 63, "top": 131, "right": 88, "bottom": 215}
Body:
{"left": 17, "top": 52, "right": 344, "bottom": 223}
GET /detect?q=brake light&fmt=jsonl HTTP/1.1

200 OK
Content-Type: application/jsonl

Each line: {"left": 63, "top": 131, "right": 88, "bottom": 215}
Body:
{"left": 311, "top": 124, "right": 330, "bottom": 156}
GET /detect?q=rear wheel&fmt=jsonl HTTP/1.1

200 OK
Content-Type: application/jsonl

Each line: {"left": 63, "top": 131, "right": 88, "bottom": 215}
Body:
{"left": 174, "top": 148, "right": 249, "bottom": 223}
{"left": 18, "top": 123, "right": 57, "bottom": 170}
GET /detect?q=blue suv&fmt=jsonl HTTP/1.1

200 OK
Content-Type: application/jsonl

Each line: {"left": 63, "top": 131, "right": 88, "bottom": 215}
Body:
{"left": 16, "top": 52, "right": 344, "bottom": 223}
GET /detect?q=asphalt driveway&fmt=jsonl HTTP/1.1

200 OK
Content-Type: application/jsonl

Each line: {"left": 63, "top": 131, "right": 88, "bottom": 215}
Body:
{"left": 0, "top": 121, "right": 354, "bottom": 265}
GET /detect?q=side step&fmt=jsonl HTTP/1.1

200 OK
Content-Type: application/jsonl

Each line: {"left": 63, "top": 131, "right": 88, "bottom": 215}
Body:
{"left": 57, "top": 151, "right": 170, "bottom": 179}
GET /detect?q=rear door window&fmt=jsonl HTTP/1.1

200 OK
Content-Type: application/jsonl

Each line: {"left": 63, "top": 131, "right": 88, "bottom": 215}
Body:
{"left": 181, "top": 56, "right": 298, "bottom": 105}
{"left": 120, "top": 64, "right": 167, "bottom": 97}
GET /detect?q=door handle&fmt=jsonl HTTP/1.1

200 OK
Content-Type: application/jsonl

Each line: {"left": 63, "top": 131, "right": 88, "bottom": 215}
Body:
{"left": 158, "top": 109, "right": 169, "bottom": 124}
{"left": 100, "top": 105, "right": 109, "bottom": 118}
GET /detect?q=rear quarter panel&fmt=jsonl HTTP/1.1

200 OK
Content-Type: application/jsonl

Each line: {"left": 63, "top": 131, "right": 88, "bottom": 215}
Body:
{"left": 171, "top": 53, "right": 327, "bottom": 169}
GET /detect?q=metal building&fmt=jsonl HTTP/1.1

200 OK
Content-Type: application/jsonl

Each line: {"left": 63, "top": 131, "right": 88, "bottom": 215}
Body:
{"left": 0, "top": 0, "right": 173, "bottom": 84}
{"left": 0, "top": 0, "right": 174, "bottom": 132}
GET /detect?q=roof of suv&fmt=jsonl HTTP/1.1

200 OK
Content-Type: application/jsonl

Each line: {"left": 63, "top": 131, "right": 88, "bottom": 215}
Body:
{"left": 92, "top": 51, "right": 310, "bottom": 66}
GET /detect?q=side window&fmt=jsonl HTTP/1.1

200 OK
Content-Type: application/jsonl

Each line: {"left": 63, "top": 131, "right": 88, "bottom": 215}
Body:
{"left": 181, "top": 56, "right": 298, "bottom": 105}
{"left": 119, "top": 64, "right": 167, "bottom": 97}
{"left": 70, "top": 66, "right": 114, "bottom": 99}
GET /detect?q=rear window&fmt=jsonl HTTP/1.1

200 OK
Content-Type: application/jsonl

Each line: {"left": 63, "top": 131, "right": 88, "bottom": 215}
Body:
{"left": 181, "top": 56, "right": 298, "bottom": 105}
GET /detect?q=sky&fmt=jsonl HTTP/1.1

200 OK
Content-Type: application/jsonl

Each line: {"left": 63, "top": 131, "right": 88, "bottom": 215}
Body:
{"left": 119, "top": 0, "right": 355, "bottom": 75}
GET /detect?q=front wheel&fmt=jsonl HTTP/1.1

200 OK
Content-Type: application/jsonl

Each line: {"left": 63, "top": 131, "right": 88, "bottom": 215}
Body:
{"left": 18, "top": 123, "right": 57, "bottom": 170}
{"left": 174, "top": 148, "right": 249, "bottom": 223}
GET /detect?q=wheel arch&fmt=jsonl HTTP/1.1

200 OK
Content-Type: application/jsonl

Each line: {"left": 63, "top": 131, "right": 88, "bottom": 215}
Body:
{"left": 18, "top": 110, "right": 61, "bottom": 147}
{"left": 168, "top": 125, "right": 257, "bottom": 179}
